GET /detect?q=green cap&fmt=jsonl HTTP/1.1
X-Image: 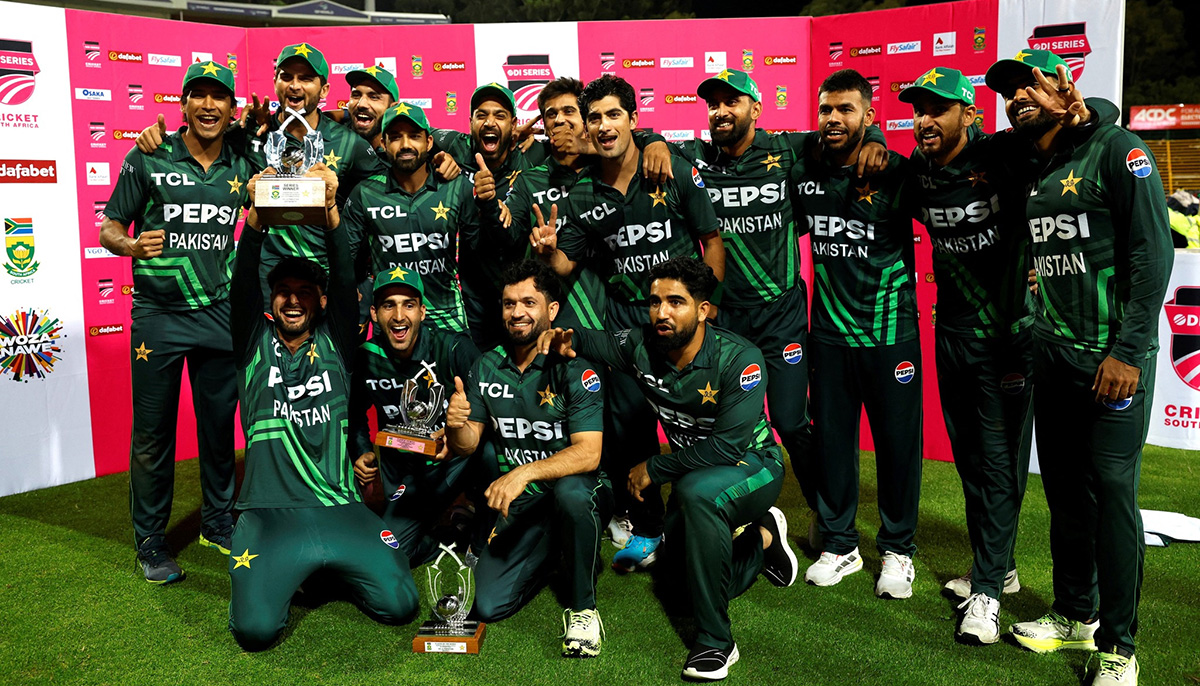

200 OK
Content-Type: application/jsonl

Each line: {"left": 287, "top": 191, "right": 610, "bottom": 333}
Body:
{"left": 380, "top": 101, "right": 431, "bottom": 135}
{"left": 697, "top": 69, "right": 761, "bottom": 103}
{"left": 470, "top": 82, "right": 516, "bottom": 114}
{"left": 346, "top": 65, "right": 399, "bottom": 102}
{"left": 181, "top": 60, "right": 236, "bottom": 97}
{"left": 984, "top": 49, "right": 1071, "bottom": 96}
{"left": 276, "top": 43, "right": 329, "bottom": 81}
{"left": 898, "top": 66, "right": 975, "bottom": 106}
{"left": 374, "top": 265, "right": 424, "bottom": 301}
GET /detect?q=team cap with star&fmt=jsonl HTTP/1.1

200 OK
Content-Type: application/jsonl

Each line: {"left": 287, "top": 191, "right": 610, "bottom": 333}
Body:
{"left": 380, "top": 101, "right": 431, "bottom": 135}
{"left": 346, "top": 65, "right": 399, "bottom": 102}
{"left": 275, "top": 43, "right": 330, "bottom": 81}
{"left": 181, "top": 60, "right": 236, "bottom": 98}
{"left": 470, "top": 82, "right": 516, "bottom": 114}
{"left": 898, "top": 66, "right": 975, "bottom": 106}
{"left": 697, "top": 69, "right": 761, "bottom": 103}
{"left": 984, "top": 49, "right": 1071, "bottom": 97}
{"left": 374, "top": 265, "right": 425, "bottom": 301}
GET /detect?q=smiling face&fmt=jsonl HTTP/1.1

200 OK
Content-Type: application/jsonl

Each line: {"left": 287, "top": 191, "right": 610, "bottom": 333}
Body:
{"left": 182, "top": 81, "right": 233, "bottom": 142}
{"left": 705, "top": 84, "right": 760, "bottom": 148}
{"left": 384, "top": 119, "right": 431, "bottom": 174}
{"left": 471, "top": 98, "right": 513, "bottom": 166}
{"left": 649, "top": 278, "right": 706, "bottom": 354}
{"left": 817, "top": 88, "right": 874, "bottom": 156}
{"left": 586, "top": 94, "right": 637, "bottom": 160}
{"left": 347, "top": 79, "right": 393, "bottom": 139}
{"left": 501, "top": 277, "right": 558, "bottom": 347}
{"left": 910, "top": 92, "right": 974, "bottom": 164}
{"left": 274, "top": 57, "right": 329, "bottom": 116}
{"left": 271, "top": 276, "right": 326, "bottom": 340}
{"left": 1001, "top": 74, "right": 1056, "bottom": 136}
{"left": 371, "top": 286, "right": 425, "bottom": 355}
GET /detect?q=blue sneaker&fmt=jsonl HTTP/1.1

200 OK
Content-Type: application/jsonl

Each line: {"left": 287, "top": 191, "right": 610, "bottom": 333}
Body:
{"left": 612, "top": 535, "right": 661, "bottom": 572}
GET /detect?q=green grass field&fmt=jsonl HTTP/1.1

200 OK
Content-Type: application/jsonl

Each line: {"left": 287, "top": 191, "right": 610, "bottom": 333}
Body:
{"left": 1, "top": 447, "right": 1198, "bottom": 686}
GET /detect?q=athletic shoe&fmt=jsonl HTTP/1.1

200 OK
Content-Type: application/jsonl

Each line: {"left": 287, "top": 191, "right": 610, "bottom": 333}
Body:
{"left": 136, "top": 536, "right": 184, "bottom": 585}
{"left": 198, "top": 529, "right": 232, "bottom": 556}
{"left": 1091, "top": 652, "right": 1139, "bottom": 685}
{"left": 1009, "top": 611, "right": 1099, "bottom": 653}
{"left": 804, "top": 548, "right": 863, "bottom": 586}
{"left": 561, "top": 608, "right": 603, "bottom": 657}
{"left": 944, "top": 568, "right": 1021, "bottom": 600}
{"left": 759, "top": 507, "right": 798, "bottom": 587}
{"left": 875, "top": 551, "right": 915, "bottom": 599}
{"left": 612, "top": 535, "right": 661, "bottom": 572}
{"left": 608, "top": 515, "right": 633, "bottom": 549}
{"left": 956, "top": 593, "right": 1001, "bottom": 645}
{"left": 682, "top": 643, "right": 739, "bottom": 681}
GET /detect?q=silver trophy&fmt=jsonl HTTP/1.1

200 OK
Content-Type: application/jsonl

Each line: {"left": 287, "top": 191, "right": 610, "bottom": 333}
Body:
{"left": 376, "top": 362, "right": 445, "bottom": 456}
{"left": 413, "top": 544, "right": 485, "bottom": 653}
{"left": 255, "top": 106, "right": 328, "bottom": 224}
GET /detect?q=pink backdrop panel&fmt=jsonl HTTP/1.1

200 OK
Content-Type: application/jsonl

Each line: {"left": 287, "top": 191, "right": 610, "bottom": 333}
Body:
{"left": 66, "top": 9, "right": 251, "bottom": 476}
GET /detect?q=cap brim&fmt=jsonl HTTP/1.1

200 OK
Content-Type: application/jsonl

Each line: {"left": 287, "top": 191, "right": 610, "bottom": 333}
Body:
{"left": 697, "top": 78, "right": 749, "bottom": 101}
{"left": 984, "top": 59, "right": 1050, "bottom": 95}
{"left": 471, "top": 87, "right": 514, "bottom": 113}
{"left": 346, "top": 71, "right": 398, "bottom": 102}
{"left": 182, "top": 75, "right": 234, "bottom": 97}
{"left": 897, "top": 84, "right": 959, "bottom": 105}
{"left": 383, "top": 114, "right": 429, "bottom": 134}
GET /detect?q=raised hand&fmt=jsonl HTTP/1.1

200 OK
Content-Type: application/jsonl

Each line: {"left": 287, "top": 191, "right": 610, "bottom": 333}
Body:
{"left": 446, "top": 376, "right": 471, "bottom": 429}
{"left": 135, "top": 113, "right": 168, "bottom": 154}
{"left": 433, "top": 151, "right": 461, "bottom": 181}
{"left": 536, "top": 327, "right": 575, "bottom": 358}
{"left": 1027, "top": 64, "right": 1089, "bottom": 128}
{"left": 474, "top": 153, "right": 496, "bottom": 201}
{"left": 529, "top": 203, "right": 558, "bottom": 256}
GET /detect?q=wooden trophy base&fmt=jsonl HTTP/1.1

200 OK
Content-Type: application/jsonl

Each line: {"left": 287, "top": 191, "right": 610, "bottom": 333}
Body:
{"left": 412, "top": 620, "right": 486, "bottom": 654}
{"left": 254, "top": 175, "right": 327, "bottom": 226}
{"left": 375, "top": 429, "right": 441, "bottom": 457}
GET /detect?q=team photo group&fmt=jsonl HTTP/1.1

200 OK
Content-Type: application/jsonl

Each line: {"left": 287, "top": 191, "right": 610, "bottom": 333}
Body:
{"left": 103, "top": 36, "right": 1170, "bottom": 684}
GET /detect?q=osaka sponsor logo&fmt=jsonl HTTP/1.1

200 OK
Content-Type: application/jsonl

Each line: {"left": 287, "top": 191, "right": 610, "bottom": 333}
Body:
{"left": 74, "top": 88, "right": 111, "bottom": 101}
{"left": 894, "top": 361, "right": 915, "bottom": 384}
{"left": 739, "top": 363, "right": 761, "bottom": 391}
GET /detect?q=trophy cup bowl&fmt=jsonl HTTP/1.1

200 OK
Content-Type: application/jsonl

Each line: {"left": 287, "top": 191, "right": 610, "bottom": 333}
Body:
{"left": 254, "top": 122, "right": 328, "bottom": 226}
{"left": 413, "top": 544, "right": 485, "bottom": 654}
{"left": 374, "top": 376, "right": 446, "bottom": 457}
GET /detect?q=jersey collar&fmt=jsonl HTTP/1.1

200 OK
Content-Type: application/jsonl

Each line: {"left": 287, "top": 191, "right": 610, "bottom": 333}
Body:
{"left": 167, "top": 129, "right": 232, "bottom": 167}
{"left": 496, "top": 344, "right": 548, "bottom": 374}
{"left": 385, "top": 162, "right": 440, "bottom": 195}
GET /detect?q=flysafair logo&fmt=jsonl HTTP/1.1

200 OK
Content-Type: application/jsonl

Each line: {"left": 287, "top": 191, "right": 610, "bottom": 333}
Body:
{"left": 1000, "top": 373, "right": 1026, "bottom": 395}
{"left": 1027, "top": 22, "right": 1090, "bottom": 81}
{"left": 0, "top": 307, "right": 64, "bottom": 382}
{"left": 1165, "top": 286, "right": 1200, "bottom": 391}
{"left": 388, "top": 485, "right": 406, "bottom": 501}
{"left": 0, "top": 39, "right": 41, "bottom": 106}
{"left": 782, "top": 343, "right": 802, "bottom": 365}
{"left": 739, "top": 363, "right": 761, "bottom": 391}
{"left": 4, "top": 218, "right": 38, "bottom": 278}
{"left": 582, "top": 368, "right": 601, "bottom": 392}
{"left": 1126, "top": 148, "right": 1152, "bottom": 179}
{"left": 894, "top": 360, "right": 915, "bottom": 384}
{"left": 380, "top": 530, "right": 400, "bottom": 548}
{"left": 502, "top": 54, "right": 555, "bottom": 118}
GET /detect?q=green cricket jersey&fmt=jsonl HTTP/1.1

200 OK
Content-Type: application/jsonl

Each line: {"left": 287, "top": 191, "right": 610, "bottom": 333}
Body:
{"left": 230, "top": 222, "right": 361, "bottom": 510}
{"left": 465, "top": 349, "right": 605, "bottom": 494}
{"left": 572, "top": 325, "right": 778, "bottom": 484}
{"left": 557, "top": 153, "right": 721, "bottom": 305}
{"left": 342, "top": 166, "right": 478, "bottom": 331}
{"left": 1023, "top": 124, "right": 1174, "bottom": 365}
{"left": 349, "top": 326, "right": 481, "bottom": 456}
{"left": 105, "top": 131, "right": 253, "bottom": 317}
{"left": 790, "top": 150, "right": 917, "bottom": 347}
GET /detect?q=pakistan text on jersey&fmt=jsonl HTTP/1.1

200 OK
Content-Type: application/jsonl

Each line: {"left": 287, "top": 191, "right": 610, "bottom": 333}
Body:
{"left": 929, "top": 227, "right": 999, "bottom": 255}
{"left": 614, "top": 249, "right": 671, "bottom": 274}
{"left": 167, "top": 232, "right": 230, "bottom": 250}
{"left": 719, "top": 212, "right": 783, "bottom": 234}
{"left": 503, "top": 447, "right": 554, "bottom": 465}
{"left": 383, "top": 257, "right": 450, "bottom": 275}
{"left": 1033, "top": 252, "right": 1088, "bottom": 277}
{"left": 273, "top": 400, "right": 333, "bottom": 427}
{"left": 812, "top": 242, "right": 869, "bottom": 258}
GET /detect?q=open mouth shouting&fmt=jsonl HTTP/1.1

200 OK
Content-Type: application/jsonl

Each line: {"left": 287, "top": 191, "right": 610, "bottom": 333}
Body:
{"left": 284, "top": 91, "right": 308, "bottom": 113}
{"left": 596, "top": 129, "right": 619, "bottom": 152}
{"left": 353, "top": 107, "right": 377, "bottom": 131}
{"left": 387, "top": 318, "right": 411, "bottom": 345}
{"left": 822, "top": 125, "right": 848, "bottom": 145}
{"left": 479, "top": 129, "right": 502, "bottom": 154}
{"left": 194, "top": 112, "right": 223, "bottom": 133}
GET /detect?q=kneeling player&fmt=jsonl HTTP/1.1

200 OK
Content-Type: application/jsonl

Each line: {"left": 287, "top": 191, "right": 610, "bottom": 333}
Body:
{"left": 538, "top": 257, "right": 798, "bottom": 681}
{"left": 226, "top": 165, "right": 418, "bottom": 650}
{"left": 444, "top": 260, "right": 612, "bottom": 657}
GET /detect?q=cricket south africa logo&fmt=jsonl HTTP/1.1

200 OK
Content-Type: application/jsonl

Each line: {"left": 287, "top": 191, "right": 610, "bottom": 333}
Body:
{"left": 4, "top": 218, "right": 38, "bottom": 278}
{"left": 0, "top": 39, "right": 41, "bottom": 106}
{"left": 1165, "top": 286, "right": 1200, "bottom": 391}
{"left": 501, "top": 54, "right": 554, "bottom": 119}
{"left": 1027, "top": 23, "right": 1091, "bottom": 82}
{"left": 0, "top": 308, "right": 63, "bottom": 381}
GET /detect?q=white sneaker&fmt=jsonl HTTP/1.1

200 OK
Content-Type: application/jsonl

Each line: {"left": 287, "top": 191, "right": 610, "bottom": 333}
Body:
{"left": 804, "top": 548, "right": 863, "bottom": 586}
{"left": 944, "top": 568, "right": 1021, "bottom": 600}
{"left": 1009, "top": 611, "right": 1099, "bottom": 653}
{"left": 1092, "top": 652, "right": 1138, "bottom": 685}
{"left": 875, "top": 551, "right": 915, "bottom": 599}
{"left": 607, "top": 515, "right": 633, "bottom": 549}
{"left": 956, "top": 593, "right": 1001, "bottom": 645}
{"left": 561, "top": 608, "right": 603, "bottom": 657}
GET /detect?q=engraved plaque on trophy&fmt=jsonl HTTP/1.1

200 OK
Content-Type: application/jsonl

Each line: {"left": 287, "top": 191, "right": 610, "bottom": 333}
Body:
{"left": 374, "top": 365, "right": 445, "bottom": 457}
{"left": 413, "top": 544, "right": 486, "bottom": 654}
{"left": 254, "top": 106, "right": 328, "bottom": 225}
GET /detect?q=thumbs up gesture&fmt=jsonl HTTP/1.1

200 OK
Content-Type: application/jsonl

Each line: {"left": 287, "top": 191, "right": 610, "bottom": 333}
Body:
{"left": 474, "top": 153, "right": 497, "bottom": 202}
{"left": 446, "top": 376, "right": 471, "bottom": 429}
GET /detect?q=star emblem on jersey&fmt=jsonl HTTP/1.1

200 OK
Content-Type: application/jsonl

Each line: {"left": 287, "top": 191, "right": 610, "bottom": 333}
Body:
{"left": 431, "top": 201, "right": 450, "bottom": 220}
{"left": 538, "top": 385, "right": 557, "bottom": 407}
{"left": 201, "top": 61, "right": 221, "bottom": 76}
{"left": 967, "top": 170, "right": 987, "bottom": 187}
{"left": 233, "top": 549, "right": 259, "bottom": 569}
{"left": 648, "top": 187, "right": 667, "bottom": 207}
{"left": 423, "top": 371, "right": 436, "bottom": 388}
{"left": 391, "top": 102, "right": 411, "bottom": 116}
{"left": 507, "top": 169, "right": 522, "bottom": 185}
{"left": 389, "top": 265, "right": 409, "bottom": 280}
{"left": 920, "top": 68, "right": 943, "bottom": 86}
{"left": 323, "top": 151, "right": 341, "bottom": 169}
{"left": 761, "top": 152, "right": 782, "bottom": 171}
{"left": 306, "top": 344, "right": 319, "bottom": 363}
{"left": 1013, "top": 50, "right": 1031, "bottom": 62}
{"left": 292, "top": 43, "right": 313, "bottom": 58}
{"left": 228, "top": 175, "right": 243, "bottom": 194}
{"left": 697, "top": 382, "right": 719, "bottom": 404}
{"left": 488, "top": 527, "right": 498, "bottom": 545}
{"left": 1060, "top": 169, "right": 1081, "bottom": 196}
{"left": 856, "top": 182, "right": 880, "bottom": 204}
{"left": 134, "top": 342, "right": 153, "bottom": 361}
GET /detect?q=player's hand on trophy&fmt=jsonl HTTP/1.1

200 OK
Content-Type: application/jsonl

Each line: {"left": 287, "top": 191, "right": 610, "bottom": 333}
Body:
{"left": 643, "top": 141, "right": 674, "bottom": 186}
{"left": 1028, "top": 64, "right": 1089, "bottom": 128}
{"left": 529, "top": 203, "right": 558, "bottom": 256}
{"left": 432, "top": 151, "right": 461, "bottom": 181}
{"left": 536, "top": 327, "right": 575, "bottom": 358}
{"left": 353, "top": 451, "right": 378, "bottom": 486}
{"left": 628, "top": 461, "right": 652, "bottom": 502}
{"left": 485, "top": 470, "right": 528, "bottom": 518}
{"left": 130, "top": 229, "right": 164, "bottom": 259}
{"left": 474, "top": 153, "right": 496, "bottom": 201}
{"left": 446, "top": 376, "right": 471, "bottom": 429}
{"left": 430, "top": 428, "right": 451, "bottom": 461}
{"left": 244, "top": 167, "right": 277, "bottom": 230}
{"left": 858, "top": 141, "right": 888, "bottom": 177}
{"left": 1093, "top": 356, "right": 1141, "bottom": 404}
{"left": 136, "top": 113, "right": 168, "bottom": 154}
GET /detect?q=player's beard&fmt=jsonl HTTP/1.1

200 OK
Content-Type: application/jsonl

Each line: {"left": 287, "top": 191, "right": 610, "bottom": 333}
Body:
{"left": 711, "top": 113, "right": 752, "bottom": 147}
{"left": 505, "top": 312, "right": 548, "bottom": 347}
{"left": 392, "top": 148, "right": 429, "bottom": 174}
{"left": 652, "top": 317, "right": 699, "bottom": 354}
{"left": 1010, "top": 105, "right": 1056, "bottom": 139}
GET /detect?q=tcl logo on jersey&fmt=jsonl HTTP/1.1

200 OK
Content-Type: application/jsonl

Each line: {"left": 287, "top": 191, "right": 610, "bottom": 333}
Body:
{"left": 479, "top": 382, "right": 514, "bottom": 398}
{"left": 380, "top": 530, "right": 400, "bottom": 548}
{"left": 1000, "top": 373, "right": 1025, "bottom": 394}
{"left": 808, "top": 215, "right": 875, "bottom": 240}
{"left": 894, "top": 361, "right": 915, "bottom": 384}
{"left": 1029, "top": 213, "right": 1090, "bottom": 244}
{"left": 493, "top": 417, "right": 565, "bottom": 441}
{"left": 531, "top": 186, "right": 570, "bottom": 204}
{"left": 0, "top": 160, "right": 56, "bottom": 183}
{"left": 1126, "top": 149, "right": 1152, "bottom": 178}
{"left": 604, "top": 220, "right": 673, "bottom": 249}
{"left": 708, "top": 181, "right": 786, "bottom": 208}
{"left": 108, "top": 51, "right": 142, "bottom": 63}
{"left": 740, "top": 364, "right": 761, "bottom": 391}
{"left": 151, "top": 172, "right": 197, "bottom": 186}
{"left": 582, "top": 369, "right": 601, "bottom": 392}
{"left": 664, "top": 94, "right": 698, "bottom": 105}
{"left": 782, "top": 343, "right": 802, "bottom": 365}
{"left": 376, "top": 233, "right": 451, "bottom": 253}
{"left": 919, "top": 196, "right": 999, "bottom": 228}
{"left": 268, "top": 367, "right": 334, "bottom": 399}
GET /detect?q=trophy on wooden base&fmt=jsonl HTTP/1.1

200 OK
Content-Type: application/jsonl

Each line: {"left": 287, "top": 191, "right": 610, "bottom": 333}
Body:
{"left": 413, "top": 544, "right": 485, "bottom": 654}
{"left": 254, "top": 106, "right": 328, "bottom": 226}
{"left": 374, "top": 363, "right": 445, "bottom": 457}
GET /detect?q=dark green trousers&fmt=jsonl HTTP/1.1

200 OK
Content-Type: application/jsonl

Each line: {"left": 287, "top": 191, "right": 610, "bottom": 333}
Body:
{"left": 720, "top": 287, "right": 815, "bottom": 509}
{"left": 936, "top": 328, "right": 1034, "bottom": 598}
{"left": 228, "top": 504, "right": 419, "bottom": 650}
{"left": 379, "top": 449, "right": 475, "bottom": 568}
{"left": 657, "top": 448, "right": 783, "bottom": 651}
{"left": 809, "top": 338, "right": 923, "bottom": 556}
{"left": 128, "top": 303, "right": 237, "bottom": 545}
{"left": 471, "top": 473, "right": 613, "bottom": 621}
{"left": 1034, "top": 340, "right": 1154, "bottom": 656}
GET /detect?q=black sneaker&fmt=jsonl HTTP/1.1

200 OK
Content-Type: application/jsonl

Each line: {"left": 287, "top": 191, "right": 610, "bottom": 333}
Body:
{"left": 199, "top": 528, "right": 233, "bottom": 555}
{"left": 136, "top": 536, "right": 184, "bottom": 585}
{"left": 682, "top": 643, "right": 740, "bottom": 681}
{"left": 760, "top": 506, "right": 798, "bottom": 587}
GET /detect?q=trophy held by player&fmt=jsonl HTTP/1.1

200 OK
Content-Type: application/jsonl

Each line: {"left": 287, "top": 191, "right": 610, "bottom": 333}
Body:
{"left": 413, "top": 544, "right": 485, "bottom": 653}
{"left": 374, "top": 364, "right": 446, "bottom": 457}
{"left": 254, "top": 107, "right": 328, "bottom": 225}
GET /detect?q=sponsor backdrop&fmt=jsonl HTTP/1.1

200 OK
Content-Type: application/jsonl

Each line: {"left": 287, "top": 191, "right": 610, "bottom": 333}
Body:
{"left": 1148, "top": 250, "right": 1200, "bottom": 450}
{"left": 0, "top": 0, "right": 1153, "bottom": 498}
